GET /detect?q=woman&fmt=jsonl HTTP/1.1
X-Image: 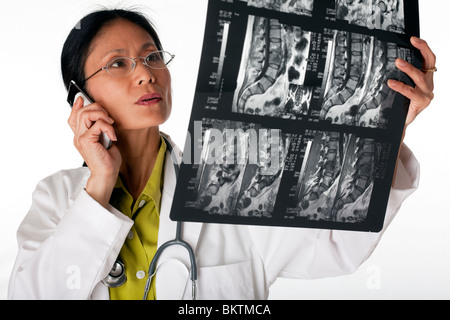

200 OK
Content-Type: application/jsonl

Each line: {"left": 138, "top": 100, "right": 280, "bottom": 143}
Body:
{"left": 8, "top": 8, "right": 435, "bottom": 300}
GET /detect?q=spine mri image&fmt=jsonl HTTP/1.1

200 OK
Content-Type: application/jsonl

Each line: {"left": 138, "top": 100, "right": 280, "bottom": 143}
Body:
{"left": 170, "top": 0, "right": 419, "bottom": 231}
{"left": 232, "top": 14, "right": 411, "bottom": 129}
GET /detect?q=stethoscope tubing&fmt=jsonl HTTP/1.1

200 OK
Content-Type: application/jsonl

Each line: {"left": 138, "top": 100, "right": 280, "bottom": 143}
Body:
{"left": 143, "top": 221, "right": 197, "bottom": 300}
{"left": 142, "top": 136, "right": 198, "bottom": 300}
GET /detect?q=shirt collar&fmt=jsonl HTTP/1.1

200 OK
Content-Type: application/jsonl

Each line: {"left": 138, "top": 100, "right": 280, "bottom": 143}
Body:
{"left": 142, "top": 136, "right": 167, "bottom": 211}
{"left": 113, "top": 136, "right": 167, "bottom": 213}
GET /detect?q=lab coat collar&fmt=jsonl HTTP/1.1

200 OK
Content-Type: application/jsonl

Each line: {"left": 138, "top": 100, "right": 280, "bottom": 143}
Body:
{"left": 73, "top": 133, "right": 202, "bottom": 300}
{"left": 155, "top": 133, "right": 203, "bottom": 300}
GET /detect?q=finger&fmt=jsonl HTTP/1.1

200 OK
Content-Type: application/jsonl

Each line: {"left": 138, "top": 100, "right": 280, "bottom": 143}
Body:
{"left": 411, "top": 37, "right": 437, "bottom": 70}
{"left": 77, "top": 102, "right": 111, "bottom": 119}
{"left": 73, "top": 95, "right": 84, "bottom": 110}
{"left": 78, "top": 120, "right": 117, "bottom": 147}
{"left": 89, "top": 120, "right": 118, "bottom": 143}
{"left": 387, "top": 79, "right": 432, "bottom": 110}
{"left": 386, "top": 80, "right": 419, "bottom": 127}
{"left": 68, "top": 96, "right": 85, "bottom": 132}
{"left": 395, "top": 58, "right": 435, "bottom": 97}
{"left": 394, "top": 58, "right": 430, "bottom": 89}
{"left": 78, "top": 109, "right": 115, "bottom": 131}
{"left": 80, "top": 103, "right": 114, "bottom": 126}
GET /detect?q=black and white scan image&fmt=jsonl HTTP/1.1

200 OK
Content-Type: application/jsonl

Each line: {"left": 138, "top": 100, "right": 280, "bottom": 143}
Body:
{"left": 320, "top": 31, "right": 413, "bottom": 128}
{"left": 170, "top": 0, "right": 420, "bottom": 231}
{"left": 193, "top": 119, "right": 290, "bottom": 218}
{"left": 231, "top": 15, "right": 413, "bottom": 127}
{"left": 291, "top": 131, "right": 378, "bottom": 223}
{"left": 232, "top": 16, "right": 313, "bottom": 119}
{"left": 239, "top": 0, "right": 314, "bottom": 17}
{"left": 335, "top": 0, "right": 405, "bottom": 33}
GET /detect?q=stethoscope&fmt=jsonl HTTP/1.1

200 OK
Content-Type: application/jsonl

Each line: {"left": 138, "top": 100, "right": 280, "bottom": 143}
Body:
{"left": 101, "top": 136, "right": 198, "bottom": 300}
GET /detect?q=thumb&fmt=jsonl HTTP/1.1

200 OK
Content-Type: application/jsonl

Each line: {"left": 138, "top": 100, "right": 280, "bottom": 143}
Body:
{"left": 73, "top": 95, "right": 85, "bottom": 110}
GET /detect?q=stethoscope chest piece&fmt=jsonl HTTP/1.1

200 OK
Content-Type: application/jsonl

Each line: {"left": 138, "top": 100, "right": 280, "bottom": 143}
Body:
{"left": 102, "top": 260, "right": 127, "bottom": 288}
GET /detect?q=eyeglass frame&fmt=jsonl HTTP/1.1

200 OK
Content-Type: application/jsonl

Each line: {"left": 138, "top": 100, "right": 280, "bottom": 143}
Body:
{"left": 84, "top": 50, "right": 175, "bottom": 82}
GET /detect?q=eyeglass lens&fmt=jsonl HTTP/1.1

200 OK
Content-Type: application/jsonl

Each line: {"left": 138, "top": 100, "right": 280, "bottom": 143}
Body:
{"left": 106, "top": 51, "right": 173, "bottom": 77}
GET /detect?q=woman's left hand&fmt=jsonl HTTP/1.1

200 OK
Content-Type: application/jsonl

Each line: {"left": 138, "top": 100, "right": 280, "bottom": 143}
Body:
{"left": 388, "top": 36, "right": 436, "bottom": 127}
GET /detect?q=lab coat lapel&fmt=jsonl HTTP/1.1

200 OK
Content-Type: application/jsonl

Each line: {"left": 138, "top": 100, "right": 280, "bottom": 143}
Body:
{"left": 155, "top": 138, "right": 203, "bottom": 300}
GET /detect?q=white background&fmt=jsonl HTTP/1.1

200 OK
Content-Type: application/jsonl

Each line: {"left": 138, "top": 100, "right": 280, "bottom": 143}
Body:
{"left": 0, "top": 0, "right": 448, "bottom": 300}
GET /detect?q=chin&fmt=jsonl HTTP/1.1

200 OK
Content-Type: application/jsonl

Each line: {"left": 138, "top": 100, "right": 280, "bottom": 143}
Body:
{"left": 131, "top": 114, "right": 171, "bottom": 130}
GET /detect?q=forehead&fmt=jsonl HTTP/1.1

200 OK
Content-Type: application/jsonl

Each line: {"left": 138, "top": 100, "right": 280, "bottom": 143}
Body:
{"left": 90, "top": 19, "right": 156, "bottom": 56}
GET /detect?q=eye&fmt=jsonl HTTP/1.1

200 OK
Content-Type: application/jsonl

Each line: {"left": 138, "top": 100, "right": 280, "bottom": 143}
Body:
{"left": 108, "top": 57, "right": 132, "bottom": 69}
{"left": 146, "top": 52, "right": 163, "bottom": 63}
{"left": 106, "top": 57, "right": 134, "bottom": 77}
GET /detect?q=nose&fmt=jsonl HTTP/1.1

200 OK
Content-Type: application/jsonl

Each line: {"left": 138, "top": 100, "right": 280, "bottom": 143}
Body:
{"left": 134, "top": 58, "right": 155, "bottom": 85}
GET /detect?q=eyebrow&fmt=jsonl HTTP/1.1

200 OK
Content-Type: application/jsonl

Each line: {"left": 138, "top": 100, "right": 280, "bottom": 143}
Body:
{"left": 103, "top": 42, "right": 157, "bottom": 58}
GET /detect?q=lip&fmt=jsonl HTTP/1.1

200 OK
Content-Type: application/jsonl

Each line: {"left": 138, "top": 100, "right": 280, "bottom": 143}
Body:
{"left": 136, "top": 93, "right": 162, "bottom": 105}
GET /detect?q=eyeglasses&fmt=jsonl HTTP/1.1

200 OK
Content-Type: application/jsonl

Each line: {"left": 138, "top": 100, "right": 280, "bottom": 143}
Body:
{"left": 84, "top": 50, "right": 175, "bottom": 81}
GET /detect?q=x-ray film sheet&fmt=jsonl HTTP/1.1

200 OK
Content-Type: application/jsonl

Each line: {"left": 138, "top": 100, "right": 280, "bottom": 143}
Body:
{"left": 170, "top": 0, "right": 420, "bottom": 232}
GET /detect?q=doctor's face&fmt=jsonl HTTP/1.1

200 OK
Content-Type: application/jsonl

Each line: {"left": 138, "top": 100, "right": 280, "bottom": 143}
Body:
{"left": 84, "top": 19, "right": 172, "bottom": 132}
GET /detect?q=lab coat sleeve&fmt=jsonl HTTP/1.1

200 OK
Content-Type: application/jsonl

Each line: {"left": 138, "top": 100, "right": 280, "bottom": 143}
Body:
{"left": 8, "top": 170, "right": 133, "bottom": 300}
{"left": 249, "top": 143, "right": 420, "bottom": 284}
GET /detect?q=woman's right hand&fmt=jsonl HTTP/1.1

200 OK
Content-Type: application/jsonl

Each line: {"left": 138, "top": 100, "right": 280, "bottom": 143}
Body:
{"left": 68, "top": 96, "right": 122, "bottom": 207}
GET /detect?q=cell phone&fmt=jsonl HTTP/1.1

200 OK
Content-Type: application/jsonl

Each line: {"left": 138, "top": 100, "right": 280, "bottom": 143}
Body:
{"left": 67, "top": 80, "right": 112, "bottom": 149}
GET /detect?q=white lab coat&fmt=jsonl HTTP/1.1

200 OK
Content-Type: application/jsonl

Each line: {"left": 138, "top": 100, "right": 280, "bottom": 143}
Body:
{"left": 8, "top": 134, "right": 419, "bottom": 300}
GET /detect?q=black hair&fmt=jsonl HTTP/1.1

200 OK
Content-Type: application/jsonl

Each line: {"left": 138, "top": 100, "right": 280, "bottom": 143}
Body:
{"left": 61, "top": 8, "right": 162, "bottom": 92}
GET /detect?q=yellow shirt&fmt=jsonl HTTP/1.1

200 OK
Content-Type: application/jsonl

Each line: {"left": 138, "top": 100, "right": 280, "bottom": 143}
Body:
{"left": 109, "top": 137, "right": 167, "bottom": 300}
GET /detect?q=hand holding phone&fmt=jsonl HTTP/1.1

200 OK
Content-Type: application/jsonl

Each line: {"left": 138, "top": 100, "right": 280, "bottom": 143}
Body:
{"left": 67, "top": 80, "right": 113, "bottom": 149}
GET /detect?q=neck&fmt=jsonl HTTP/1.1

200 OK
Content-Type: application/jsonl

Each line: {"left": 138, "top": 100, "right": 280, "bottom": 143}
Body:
{"left": 116, "top": 127, "right": 161, "bottom": 200}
